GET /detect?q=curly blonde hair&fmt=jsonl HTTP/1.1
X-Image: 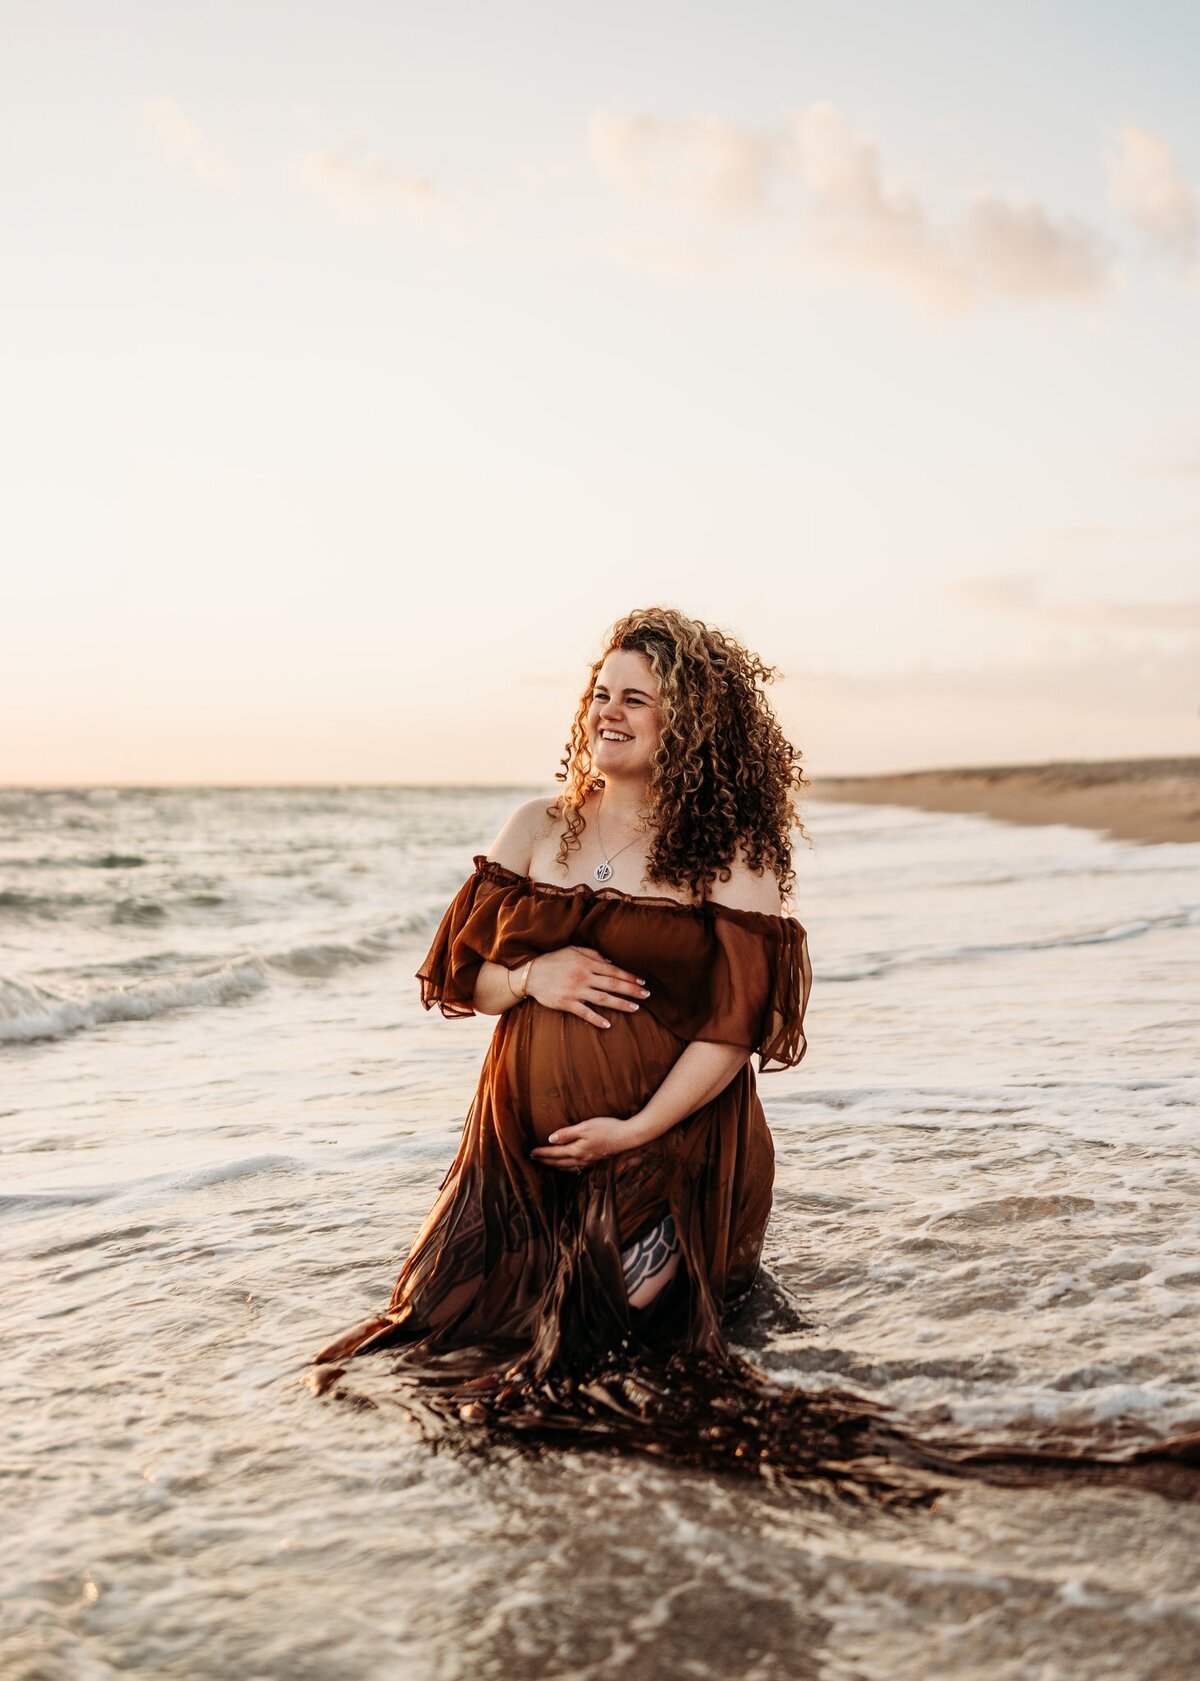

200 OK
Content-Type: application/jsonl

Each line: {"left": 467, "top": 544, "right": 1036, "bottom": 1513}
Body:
{"left": 553, "top": 607, "right": 811, "bottom": 903}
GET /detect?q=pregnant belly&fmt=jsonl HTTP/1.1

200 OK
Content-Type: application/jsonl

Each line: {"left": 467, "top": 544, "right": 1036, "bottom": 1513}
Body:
{"left": 497, "top": 1000, "right": 685, "bottom": 1146}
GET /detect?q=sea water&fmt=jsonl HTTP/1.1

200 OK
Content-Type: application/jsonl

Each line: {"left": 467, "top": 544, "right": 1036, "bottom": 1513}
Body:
{"left": 2, "top": 785, "right": 1199, "bottom": 1679}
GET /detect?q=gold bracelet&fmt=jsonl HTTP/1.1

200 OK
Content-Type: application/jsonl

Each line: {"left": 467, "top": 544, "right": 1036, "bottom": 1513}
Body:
{"left": 507, "top": 958, "right": 534, "bottom": 1001}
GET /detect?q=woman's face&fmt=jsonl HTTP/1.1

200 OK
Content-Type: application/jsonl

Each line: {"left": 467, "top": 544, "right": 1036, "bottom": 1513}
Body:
{"left": 587, "top": 648, "right": 662, "bottom": 782}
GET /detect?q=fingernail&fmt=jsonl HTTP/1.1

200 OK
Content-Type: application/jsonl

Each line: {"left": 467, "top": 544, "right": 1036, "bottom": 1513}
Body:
{"left": 640, "top": 988, "right": 650, "bottom": 997}
{"left": 629, "top": 1003, "right": 639, "bottom": 1011}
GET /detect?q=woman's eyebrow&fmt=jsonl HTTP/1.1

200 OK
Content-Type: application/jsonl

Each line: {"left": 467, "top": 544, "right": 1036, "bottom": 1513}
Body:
{"left": 595, "top": 684, "right": 656, "bottom": 699}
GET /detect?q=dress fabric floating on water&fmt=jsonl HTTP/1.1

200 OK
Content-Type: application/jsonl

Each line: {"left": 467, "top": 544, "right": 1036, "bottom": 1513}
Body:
{"left": 312, "top": 857, "right": 1200, "bottom": 1507}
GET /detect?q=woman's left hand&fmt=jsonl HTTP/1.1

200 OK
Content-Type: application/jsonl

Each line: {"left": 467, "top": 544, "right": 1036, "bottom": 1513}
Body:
{"left": 530, "top": 1115, "right": 647, "bottom": 1171}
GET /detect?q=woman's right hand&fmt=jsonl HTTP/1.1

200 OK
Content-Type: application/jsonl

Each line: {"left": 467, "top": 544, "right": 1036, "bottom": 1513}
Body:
{"left": 525, "top": 946, "right": 649, "bottom": 1029}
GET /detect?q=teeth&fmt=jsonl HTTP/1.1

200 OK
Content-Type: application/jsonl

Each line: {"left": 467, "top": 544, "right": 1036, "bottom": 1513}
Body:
{"left": 601, "top": 730, "right": 632, "bottom": 741}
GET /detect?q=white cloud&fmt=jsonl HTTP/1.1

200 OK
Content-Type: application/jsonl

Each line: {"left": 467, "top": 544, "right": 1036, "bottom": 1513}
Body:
{"left": 788, "top": 103, "right": 971, "bottom": 313}
{"left": 588, "top": 110, "right": 775, "bottom": 218}
{"left": 590, "top": 101, "right": 1111, "bottom": 315}
{"left": 963, "top": 198, "right": 1109, "bottom": 301}
{"left": 300, "top": 145, "right": 440, "bottom": 225}
{"left": 790, "top": 105, "right": 1109, "bottom": 313}
{"left": 1106, "top": 125, "right": 1197, "bottom": 262}
{"left": 143, "top": 97, "right": 238, "bottom": 189}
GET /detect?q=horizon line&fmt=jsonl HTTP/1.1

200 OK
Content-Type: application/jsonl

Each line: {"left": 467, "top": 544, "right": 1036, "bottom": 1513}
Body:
{"left": 2, "top": 753, "right": 1194, "bottom": 793}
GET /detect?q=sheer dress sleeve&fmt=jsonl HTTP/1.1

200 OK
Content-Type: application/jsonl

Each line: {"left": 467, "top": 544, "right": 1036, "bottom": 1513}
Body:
{"left": 416, "top": 856, "right": 588, "bottom": 1017}
{"left": 416, "top": 868, "right": 495, "bottom": 1017}
{"left": 691, "top": 910, "right": 813, "bottom": 1072}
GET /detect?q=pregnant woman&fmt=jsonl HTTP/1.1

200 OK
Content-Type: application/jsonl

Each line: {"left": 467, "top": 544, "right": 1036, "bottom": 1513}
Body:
{"left": 311, "top": 607, "right": 1200, "bottom": 1506}
{"left": 317, "top": 603, "right": 807, "bottom": 1347}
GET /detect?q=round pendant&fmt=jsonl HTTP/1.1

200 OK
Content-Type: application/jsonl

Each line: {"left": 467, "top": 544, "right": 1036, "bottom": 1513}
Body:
{"left": 593, "top": 860, "right": 614, "bottom": 883}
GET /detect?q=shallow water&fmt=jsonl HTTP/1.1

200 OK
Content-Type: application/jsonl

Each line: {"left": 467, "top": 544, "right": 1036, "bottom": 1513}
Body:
{"left": 3, "top": 786, "right": 1199, "bottom": 1679}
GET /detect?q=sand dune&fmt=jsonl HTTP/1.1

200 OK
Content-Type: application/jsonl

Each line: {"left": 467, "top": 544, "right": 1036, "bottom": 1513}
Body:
{"left": 806, "top": 757, "right": 1200, "bottom": 846}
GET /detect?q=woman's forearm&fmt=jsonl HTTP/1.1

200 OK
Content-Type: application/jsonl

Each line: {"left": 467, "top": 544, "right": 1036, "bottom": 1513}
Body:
{"left": 630, "top": 1040, "right": 750, "bottom": 1144}
{"left": 472, "top": 957, "right": 530, "bottom": 1015}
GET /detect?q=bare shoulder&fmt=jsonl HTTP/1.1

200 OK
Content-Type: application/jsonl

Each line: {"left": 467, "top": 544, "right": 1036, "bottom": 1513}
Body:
{"left": 706, "top": 849, "right": 784, "bottom": 916}
{"left": 484, "top": 794, "right": 563, "bottom": 874}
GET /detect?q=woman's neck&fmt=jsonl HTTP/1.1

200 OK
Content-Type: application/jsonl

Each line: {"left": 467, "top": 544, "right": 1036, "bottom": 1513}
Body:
{"left": 596, "top": 777, "right": 652, "bottom": 831}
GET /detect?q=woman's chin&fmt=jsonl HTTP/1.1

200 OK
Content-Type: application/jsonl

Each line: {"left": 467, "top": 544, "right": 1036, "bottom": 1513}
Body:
{"left": 593, "top": 744, "right": 647, "bottom": 777}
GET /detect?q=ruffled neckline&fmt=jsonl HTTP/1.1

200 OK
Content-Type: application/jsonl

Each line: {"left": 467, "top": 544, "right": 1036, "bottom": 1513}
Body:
{"left": 472, "top": 855, "right": 803, "bottom": 934}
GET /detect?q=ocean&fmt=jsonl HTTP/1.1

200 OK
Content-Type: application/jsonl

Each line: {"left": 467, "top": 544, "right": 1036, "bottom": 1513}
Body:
{"left": 3, "top": 784, "right": 1199, "bottom": 1679}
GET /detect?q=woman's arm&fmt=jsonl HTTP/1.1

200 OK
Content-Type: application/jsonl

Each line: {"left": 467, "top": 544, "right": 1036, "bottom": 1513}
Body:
{"left": 474, "top": 948, "right": 648, "bottom": 1021}
{"left": 472, "top": 958, "right": 535, "bottom": 1016}
{"left": 530, "top": 1041, "right": 750, "bottom": 1168}
{"left": 469, "top": 797, "right": 551, "bottom": 1015}
{"left": 624, "top": 853, "right": 782, "bottom": 1133}
{"left": 627, "top": 1040, "right": 749, "bottom": 1142}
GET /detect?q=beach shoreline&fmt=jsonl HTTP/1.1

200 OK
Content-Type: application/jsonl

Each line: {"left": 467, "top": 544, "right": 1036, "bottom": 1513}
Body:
{"left": 805, "top": 756, "right": 1200, "bottom": 846}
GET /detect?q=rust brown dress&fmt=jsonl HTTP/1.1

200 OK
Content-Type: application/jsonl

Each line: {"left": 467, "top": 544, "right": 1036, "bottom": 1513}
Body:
{"left": 317, "top": 854, "right": 810, "bottom": 1362}
{"left": 312, "top": 857, "right": 1200, "bottom": 1505}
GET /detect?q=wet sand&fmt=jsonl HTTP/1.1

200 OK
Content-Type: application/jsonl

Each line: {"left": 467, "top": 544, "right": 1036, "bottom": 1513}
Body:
{"left": 807, "top": 757, "right": 1200, "bottom": 846}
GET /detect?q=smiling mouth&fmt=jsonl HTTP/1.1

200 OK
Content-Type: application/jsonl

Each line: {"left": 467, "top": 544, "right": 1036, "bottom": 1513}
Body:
{"left": 599, "top": 730, "right": 633, "bottom": 742}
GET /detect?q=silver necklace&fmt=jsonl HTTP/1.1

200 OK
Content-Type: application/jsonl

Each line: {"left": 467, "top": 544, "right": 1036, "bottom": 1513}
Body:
{"left": 593, "top": 790, "right": 646, "bottom": 883}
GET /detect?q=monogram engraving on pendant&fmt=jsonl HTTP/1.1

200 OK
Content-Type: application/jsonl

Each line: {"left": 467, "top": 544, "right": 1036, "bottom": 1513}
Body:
{"left": 593, "top": 861, "right": 614, "bottom": 883}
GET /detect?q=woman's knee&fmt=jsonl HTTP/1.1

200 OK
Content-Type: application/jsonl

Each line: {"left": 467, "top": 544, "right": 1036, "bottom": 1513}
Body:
{"left": 621, "top": 1212, "right": 680, "bottom": 1308}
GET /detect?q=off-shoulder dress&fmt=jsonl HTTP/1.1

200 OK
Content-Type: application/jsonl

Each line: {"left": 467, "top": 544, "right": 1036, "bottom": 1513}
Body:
{"left": 315, "top": 853, "right": 809, "bottom": 1366}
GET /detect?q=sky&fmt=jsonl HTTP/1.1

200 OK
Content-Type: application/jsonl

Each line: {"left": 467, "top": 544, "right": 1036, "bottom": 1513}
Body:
{"left": 3, "top": 0, "right": 1198, "bottom": 783}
